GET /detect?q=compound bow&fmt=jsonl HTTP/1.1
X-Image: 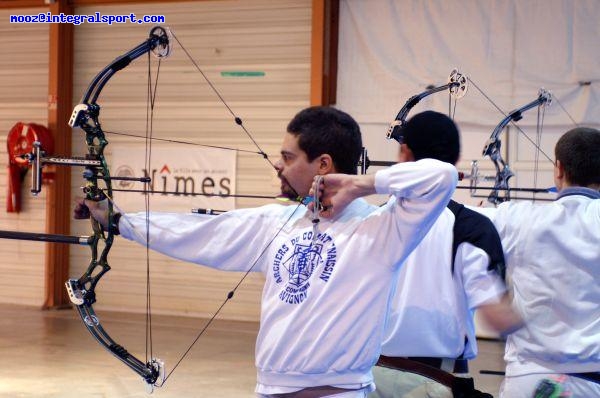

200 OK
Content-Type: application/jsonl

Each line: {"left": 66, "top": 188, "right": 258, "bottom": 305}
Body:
{"left": 360, "top": 68, "right": 468, "bottom": 173}
{"left": 61, "top": 25, "right": 306, "bottom": 391}
{"left": 466, "top": 85, "right": 554, "bottom": 204}
{"left": 63, "top": 25, "right": 172, "bottom": 390}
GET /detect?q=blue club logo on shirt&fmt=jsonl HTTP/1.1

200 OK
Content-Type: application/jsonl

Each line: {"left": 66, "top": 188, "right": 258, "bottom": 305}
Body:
{"left": 272, "top": 230, "right": 337, "bottom": 304}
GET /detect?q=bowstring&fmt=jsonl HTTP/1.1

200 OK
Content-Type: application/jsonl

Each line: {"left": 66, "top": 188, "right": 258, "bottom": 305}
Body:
{"left": 103, "top": 130, "right": 263, "bottom": 155}
{"left": 553, "top": 96, "right": 580, "bottom": 127}
{"left": 157, "top": 204, "right": 303, "bottom": 385}
{"left": 147, "top": 27, "right": 304, "bottom": 385}
{"left": 533, "top": 104, "right": 546, "bottom": 203}
{"left": 451, "top": 94, "right": 458, "bottom": 120}
{"left": 144, "top": 50, "right": 162, "bottom": 364}
{"left": 169, "top": 29, "right": 274, "bottom": 168}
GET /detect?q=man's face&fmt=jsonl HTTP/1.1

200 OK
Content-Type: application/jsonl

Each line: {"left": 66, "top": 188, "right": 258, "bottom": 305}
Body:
{"left": 275, "top": 132, "right": 322, "bottom": 199}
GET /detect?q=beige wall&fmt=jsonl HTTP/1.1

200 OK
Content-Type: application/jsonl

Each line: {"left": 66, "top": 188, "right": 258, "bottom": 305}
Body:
{"left": 0, "top": 7, "right": 49, "bottom": 306}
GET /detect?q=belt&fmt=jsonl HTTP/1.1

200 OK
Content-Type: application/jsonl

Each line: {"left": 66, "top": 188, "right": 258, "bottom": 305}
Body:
{"left": 262, "top": 386, "right": 364, "bottom": 398}
{"left": 377, "top": 356, "right": 468, "bottom": 374}
{"left": 572, "top": 372, "right": 600, "bottom": 385}
{"left": 377, "top": 356, "right": 471, "bottom": 389}
{"left": 377, "top": 356, "right": 453, "bottom": 388}
{"left": 376, "top": 356, "right": 493, "bottom": 398}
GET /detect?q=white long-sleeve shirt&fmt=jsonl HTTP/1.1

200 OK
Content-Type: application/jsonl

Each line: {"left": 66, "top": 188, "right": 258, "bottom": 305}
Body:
{"left": 477, "top": 187, "right": 600, "bottom": 376}
{"left": 381, "top": 202, "right": 507, "bottom": 360}
{"left": 119, "top": 159, "right": 457, "bottom": 391}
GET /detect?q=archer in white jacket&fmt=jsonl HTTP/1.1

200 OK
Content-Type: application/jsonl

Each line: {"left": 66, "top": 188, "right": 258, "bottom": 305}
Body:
{"left": 477, "top": 127, "right": 600, "bottom": 398}
{"left": 119, "top": 159, "right": 457, "bottom": 395}
{"left": 76, "top": 106, "right": 457, "bottom": 397}
{"left": 366, "top": 111, "right": 519, "bottom": 398}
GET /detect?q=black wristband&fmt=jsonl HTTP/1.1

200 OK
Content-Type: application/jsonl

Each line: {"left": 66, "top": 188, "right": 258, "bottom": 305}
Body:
{"left": 109, "top": 213, "right": 122, "bottom": 235}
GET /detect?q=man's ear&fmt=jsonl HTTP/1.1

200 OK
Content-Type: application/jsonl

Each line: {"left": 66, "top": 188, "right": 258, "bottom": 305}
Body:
{"left": 555, "top": 160, "right": 564, "bottom": 179}
{"left": 317, "top": 154, "right": 334, "bottom": 174}
{"left": 398, "top": 144, "right": 415, "bottom": 163}
{"left": 554, "top": 159, "right": 566, "bottom": 190}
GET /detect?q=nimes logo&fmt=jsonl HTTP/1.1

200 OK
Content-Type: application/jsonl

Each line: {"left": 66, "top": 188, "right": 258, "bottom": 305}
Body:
{"left": 114, "top": 164, "right": 231, "bottom": 196}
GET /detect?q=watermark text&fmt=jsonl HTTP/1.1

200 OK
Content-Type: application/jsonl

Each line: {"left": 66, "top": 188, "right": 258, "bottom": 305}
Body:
{"left": 10, "top": 12, "right": 165, "bottom": 26}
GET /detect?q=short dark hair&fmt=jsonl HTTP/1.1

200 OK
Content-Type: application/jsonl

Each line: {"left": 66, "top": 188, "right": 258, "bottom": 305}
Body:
{"left": 555, "top": 127, "right": 600, "bottom": 187}
{"left": 286, "top": 106, "right": 362, "bottom": 174}
{"left": 401, "top": 110, "right": 460, "bottom": 165}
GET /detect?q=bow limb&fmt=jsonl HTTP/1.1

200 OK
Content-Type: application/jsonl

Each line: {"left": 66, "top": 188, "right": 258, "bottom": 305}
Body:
{"left": 386, "top": 68, "right": 468, "bottom": 142}
{"left": 360, "top": 69, "right": 468, "bottom": 174}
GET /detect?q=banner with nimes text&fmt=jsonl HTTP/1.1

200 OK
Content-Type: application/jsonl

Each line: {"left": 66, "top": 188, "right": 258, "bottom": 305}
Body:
{"left": 111, "top": 145, "right": 236, "bottom": 213}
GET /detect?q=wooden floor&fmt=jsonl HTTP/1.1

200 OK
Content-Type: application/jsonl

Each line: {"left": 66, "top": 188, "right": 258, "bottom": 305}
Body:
{"left": 0, "top": 304, "right": 506, "bottom": 397}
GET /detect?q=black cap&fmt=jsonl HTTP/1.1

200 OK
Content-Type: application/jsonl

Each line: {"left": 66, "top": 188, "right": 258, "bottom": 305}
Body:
{"left": 402, "top": 110, "right": 460, "bottom": 165}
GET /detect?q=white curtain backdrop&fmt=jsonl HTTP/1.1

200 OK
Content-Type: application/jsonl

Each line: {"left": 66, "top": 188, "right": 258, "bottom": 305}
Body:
{"left": 337, "top": 0, "right": 600, "bottom": 172}
{"left": 337, "top": 0, "right": 600, "bottom": 337}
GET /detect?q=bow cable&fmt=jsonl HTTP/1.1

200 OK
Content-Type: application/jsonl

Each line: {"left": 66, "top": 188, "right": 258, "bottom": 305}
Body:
{"left": 127, "top": 26, "right": 307, "bottom": 386}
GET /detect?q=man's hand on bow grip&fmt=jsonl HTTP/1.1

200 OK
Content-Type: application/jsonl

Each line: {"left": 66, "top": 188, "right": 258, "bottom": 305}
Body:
{"left": 74, "top": 198, "right": 111, "bottom": 230}
{"left": 309, "top": 174, "right": 376, "bottom": 218}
